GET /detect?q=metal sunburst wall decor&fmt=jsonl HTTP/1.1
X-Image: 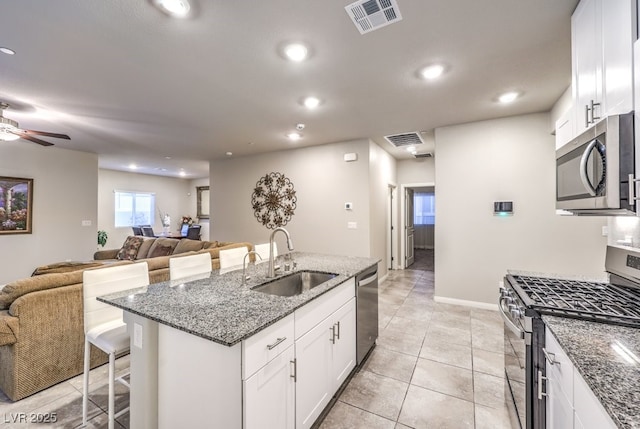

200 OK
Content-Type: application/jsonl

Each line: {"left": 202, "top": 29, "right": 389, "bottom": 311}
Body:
{"left": 251, "top": 172, "right": 297, "bottom": 229}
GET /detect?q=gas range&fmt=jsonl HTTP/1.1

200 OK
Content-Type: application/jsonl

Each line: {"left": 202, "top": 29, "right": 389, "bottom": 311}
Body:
{"left": 501, "top": 245, "right": 640, "bottom": 429}
{"left": 507, "top": 274, "right": 640, "bottom": 328}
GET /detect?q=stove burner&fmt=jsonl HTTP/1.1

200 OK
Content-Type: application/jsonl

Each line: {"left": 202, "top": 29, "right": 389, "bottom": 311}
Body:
{"left": 509, "top": 275, "right": 640, "bottom": 328}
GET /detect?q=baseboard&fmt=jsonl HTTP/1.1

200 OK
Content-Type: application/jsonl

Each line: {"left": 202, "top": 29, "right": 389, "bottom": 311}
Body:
{"left": 379, "top": 272, "right": 389, "bottom": 284}
{"left": 434, "top": 295, "right": 498, "bottom": 311}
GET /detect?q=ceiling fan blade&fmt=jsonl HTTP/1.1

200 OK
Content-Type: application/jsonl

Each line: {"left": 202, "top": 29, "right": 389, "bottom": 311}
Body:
{"left": 23, "top": 129, "right": 70, "bottom": 140}
{"left": 10, "top": 131, "right": 54, "bottom": 146}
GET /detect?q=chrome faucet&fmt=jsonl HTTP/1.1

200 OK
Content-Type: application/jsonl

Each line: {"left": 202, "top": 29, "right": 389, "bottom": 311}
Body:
{"left": 267, "top": 227, "right": 294, "bottom": 278}
{"left": 242, "top": 251, "right": 262, "bottom": 285}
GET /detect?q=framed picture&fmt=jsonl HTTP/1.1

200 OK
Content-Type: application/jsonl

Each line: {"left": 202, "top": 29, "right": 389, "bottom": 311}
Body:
{"left": 0, "top": 176, "right": 33, "bottom": 234}
{"left": 197, "top": 186, "right": 210, "bottom": 219}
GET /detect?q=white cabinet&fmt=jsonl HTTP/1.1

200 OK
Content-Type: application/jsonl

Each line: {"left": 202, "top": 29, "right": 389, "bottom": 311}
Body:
{"left": 330, "top": 298, "right": 356, "bottom": 388}
{"left": 295, "top": 310, "right": 334, "bottom": 429}
{"left": 571, "top": 0, "right": 634, "bottom": 135}
{"left": 544, "top": 328, "right": 617, "bottom": 429}
{"left": 573, "top": 369, "right": 617, "bottom": 429}
{"left": 244, "top": 344, "right": 296, "bottom": 429}
{"left": 544, "top": 330, "right": 574, "bottom": 429}
{"left": 295, "top": 297, "right": 356, "bottom": 429}
{"left": 555, "top": 110, "right": 575, "bottom": 150}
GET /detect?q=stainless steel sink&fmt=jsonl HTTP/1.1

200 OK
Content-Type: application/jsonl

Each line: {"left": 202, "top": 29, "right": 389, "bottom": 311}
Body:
{"left": 252, "top": 271, "right": 337, "bottom": 297}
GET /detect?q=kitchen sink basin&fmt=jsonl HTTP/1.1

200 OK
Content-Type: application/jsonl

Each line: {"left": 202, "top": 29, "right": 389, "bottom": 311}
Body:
{"left": 252, "top": 271, "right": 337, "bottom": 297}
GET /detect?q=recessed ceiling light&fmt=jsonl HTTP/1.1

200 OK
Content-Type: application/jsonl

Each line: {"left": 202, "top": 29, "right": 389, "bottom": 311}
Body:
{"left": 303, "top": 96, "right": 320, "bottom": 109}
{"left": 0, "top": 47, "right": 15, "bottom": 55}
{"left": 406, "top": 146, "right": 417, "bottom": 153}
{"left": 165, "top": 156, "right": 172, "bottom": 159}
{"left": 226, "top": 151, "right": 233, "bottom": 156}
{"left": 420, "top": 64, "right": 445, "bottom": 80}
{"left": 179, "top": 170, "right": 186, "bottom": 177}
{"left": 284, "top": 43, "right": 308, "bottom": 62}
{"left": 498, "top": 91, "right": 519, "bottom": 103}
{"left": 128, "top": 163, "right": 138, "bottom": 170}
{"left": 154, "top": 0, "right": 190, "bottom": 17}
{"left": 287, "top": 132, "right": 302, "bottom": 141}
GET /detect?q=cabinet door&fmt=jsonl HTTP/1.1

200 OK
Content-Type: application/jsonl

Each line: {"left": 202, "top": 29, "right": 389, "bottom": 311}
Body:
{"left": 295, "top": 315, "right": 334, "bottom": 429}
{"left": 546, "top": 371, "right": 574, "bottom": 429}
{"left": 601, "top": 0, "right": 634, "bottom": 117}
{"left": 243, "top": 345, "right": 295, "bottom": 429}
{"left": 573, "top": 370, "right": 617, "bottom": 429}
{"left": 572, "top": 0, "right": 602, "bottom": 134}
{"left": 330, "top": 298, "right": 356, "bottom": 390}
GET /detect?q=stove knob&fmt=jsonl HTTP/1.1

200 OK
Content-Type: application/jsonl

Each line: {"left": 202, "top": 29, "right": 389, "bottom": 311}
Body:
{"left": 509, "top": 304, "right": 522, "bottom": 318}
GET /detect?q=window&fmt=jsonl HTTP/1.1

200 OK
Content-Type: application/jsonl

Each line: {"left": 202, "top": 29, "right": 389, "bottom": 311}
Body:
{"left": 414, "top": 192, "right": 435, "bottom": 225}
{"left": 114, "top": 191, "right": 156, "bottom": 227}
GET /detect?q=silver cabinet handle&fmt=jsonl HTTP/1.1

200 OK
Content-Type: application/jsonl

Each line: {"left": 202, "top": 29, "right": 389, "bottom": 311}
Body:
{"left": 543, "top": 348, "right": 559, "bottom": 366}
{"left": 290, "top": 358, "right": 297, "bottom": 382}
{"left": 590, "top": 99, "right": 600, "bottom": 123}
{"left": 334, "top": 321, "right": 341, "bottom": 340}
{"left": 330, "top": 325, "right": 336, "bottom": 344}
{"left": 266, "top": 337, "right": 286, "bottom": 350}
{"left": 585, "top": 104, "right": 591, "bottom": 127}
{"left": 538, "top": 370, "right": 548, "bottom": 400}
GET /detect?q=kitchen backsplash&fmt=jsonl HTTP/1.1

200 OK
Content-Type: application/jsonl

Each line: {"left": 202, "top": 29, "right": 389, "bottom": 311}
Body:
{"left": 608, "top": 216, "right": 640, "bottom": 248}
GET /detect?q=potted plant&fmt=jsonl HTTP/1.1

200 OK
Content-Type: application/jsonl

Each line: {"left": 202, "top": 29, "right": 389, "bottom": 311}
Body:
{"left": 97, "top": 230, "right": 108, "bottom": 248}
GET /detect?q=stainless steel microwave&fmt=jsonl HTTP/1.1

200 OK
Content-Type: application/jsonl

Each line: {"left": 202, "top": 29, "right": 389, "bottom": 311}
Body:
{"left": 556, "top": 112, "right": 635, "bottom": 215}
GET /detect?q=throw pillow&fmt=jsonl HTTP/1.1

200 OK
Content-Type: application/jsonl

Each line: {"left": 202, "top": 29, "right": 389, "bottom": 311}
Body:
{"left": 116, "top": 236, "right": 145, "bottom": 261}
{"left": 148, "top": 243, "right": 173, "bottom": 258}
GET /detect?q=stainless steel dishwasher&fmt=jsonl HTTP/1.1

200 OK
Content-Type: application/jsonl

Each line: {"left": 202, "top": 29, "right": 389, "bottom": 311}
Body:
{"left": 356, "top": 264, "right": 378, "bottom": 365}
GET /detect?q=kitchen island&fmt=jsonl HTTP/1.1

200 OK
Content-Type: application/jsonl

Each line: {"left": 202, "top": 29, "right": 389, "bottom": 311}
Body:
{"left": 98, "top": 251, "right": 379, "bottom": 429}
{"left": 543, "top": 315, "right": 640, "bottom": 429}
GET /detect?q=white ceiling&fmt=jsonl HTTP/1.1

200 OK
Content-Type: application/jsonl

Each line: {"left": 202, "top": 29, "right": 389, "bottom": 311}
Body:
{"left": 1, "top": 0, "right": 578, "bottom": 179}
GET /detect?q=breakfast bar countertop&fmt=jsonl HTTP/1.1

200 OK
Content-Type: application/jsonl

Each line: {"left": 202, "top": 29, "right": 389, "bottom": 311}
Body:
{"left": 542, "top": 315, "right": 640, "bottom": 429}
{"left": 98, "top": 251, "right": 378, "bottom": 347}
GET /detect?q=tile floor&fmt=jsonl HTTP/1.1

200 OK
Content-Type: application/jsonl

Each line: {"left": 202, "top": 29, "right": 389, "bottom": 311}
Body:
{"left": 318, "top": 268, "right": 513, "bottom": 429}
{"left": 0, "top": 251, "right": 513, "bottom": 429}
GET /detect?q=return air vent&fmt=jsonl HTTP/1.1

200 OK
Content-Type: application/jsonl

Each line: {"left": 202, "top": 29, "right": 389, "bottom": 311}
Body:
{"left": 384, "top": 132, "right": 425, "bottom": 148}
{"left": 413, "top": 152, "right": 433, "bottom": 159}
{"left": 345, "top": 0, "right": 403, "bottom": 35}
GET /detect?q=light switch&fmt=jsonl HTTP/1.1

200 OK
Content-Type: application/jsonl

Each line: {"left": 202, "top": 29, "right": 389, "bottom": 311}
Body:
{"left": 81, "top": 220, "right": 92, "bottom": 226}
{"left": 134, "top": 323, "right": 143, "bottom": 349}
{"left": 602, "top": 226, "right": 608, "bottom": 237}
{"left": 347, "top": 222, "right": 357, "bottom": 229}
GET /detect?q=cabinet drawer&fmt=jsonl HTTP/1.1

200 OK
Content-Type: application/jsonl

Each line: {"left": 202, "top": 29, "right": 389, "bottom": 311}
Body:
{"left": 295, "top": 278, "right": 355, "bottom": 340}
{"left": 243, "top": 313, "right": 294, "bottom": 379}
{"left": 544, "top": 329, "right": 574, "bottom": 401}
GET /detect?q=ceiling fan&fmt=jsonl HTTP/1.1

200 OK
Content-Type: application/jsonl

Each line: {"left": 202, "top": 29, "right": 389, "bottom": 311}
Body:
{"left": 0, "top": 102, "right": 70, "bottom": 146}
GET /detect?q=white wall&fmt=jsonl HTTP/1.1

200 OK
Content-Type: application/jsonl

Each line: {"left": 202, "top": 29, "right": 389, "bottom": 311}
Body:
{"left": 0, "top": 143, "right": 98, "bottom": 283}
{"left": 97, "top": 169, "right": 193, "bottom": 249}
{"left": 210, "top": 140, "right": 374, "bottom": 257}
{"left": 397, "top": 157, "right": 435, "bottom": 184}
{"left": 369, "top": 141, "right": 397, "bottom": 278}
{"left": 435, "top": 113, "right": 607, "bottom": 305}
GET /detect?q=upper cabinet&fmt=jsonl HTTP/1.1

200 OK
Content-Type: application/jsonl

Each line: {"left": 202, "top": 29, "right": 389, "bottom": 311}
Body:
{"left": 570, "top": 0, "right": 634, "bottom": 138}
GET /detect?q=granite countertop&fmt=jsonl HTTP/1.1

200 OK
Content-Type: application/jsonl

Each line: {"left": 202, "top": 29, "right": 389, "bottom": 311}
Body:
{"left": 543, "top": 315, "right": 640, "bottom": 429}
{"left": 98, "top": 251, "right": 378, "bottom": 347}
{"left": 507, "top": 269, "right": 609, "bottom": 283}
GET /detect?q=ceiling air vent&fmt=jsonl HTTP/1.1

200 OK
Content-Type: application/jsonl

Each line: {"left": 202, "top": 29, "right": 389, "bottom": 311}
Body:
{"left": 345, "top": 0, "right": 403, "bottom": 35}
{"left": 413, "top": 152, "right": 433, "bottom": 159}
{"left": 384, "top": 131, "right": 425, "bottom": 148}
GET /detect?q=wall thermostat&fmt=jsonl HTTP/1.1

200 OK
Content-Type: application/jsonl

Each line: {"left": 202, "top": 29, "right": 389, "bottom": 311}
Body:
{"left": 494, "top": 201, "right": 513, "bottom": 216}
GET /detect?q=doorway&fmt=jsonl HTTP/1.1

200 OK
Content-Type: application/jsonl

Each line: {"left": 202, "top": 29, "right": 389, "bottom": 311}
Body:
{"left": 400, "top": 183, "right": 435, "bottom": 270}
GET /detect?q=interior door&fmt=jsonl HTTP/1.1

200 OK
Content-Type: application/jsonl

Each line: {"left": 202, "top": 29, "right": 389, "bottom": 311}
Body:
{"left": 405, "top": 188, "right": 414, "bottom": 267}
